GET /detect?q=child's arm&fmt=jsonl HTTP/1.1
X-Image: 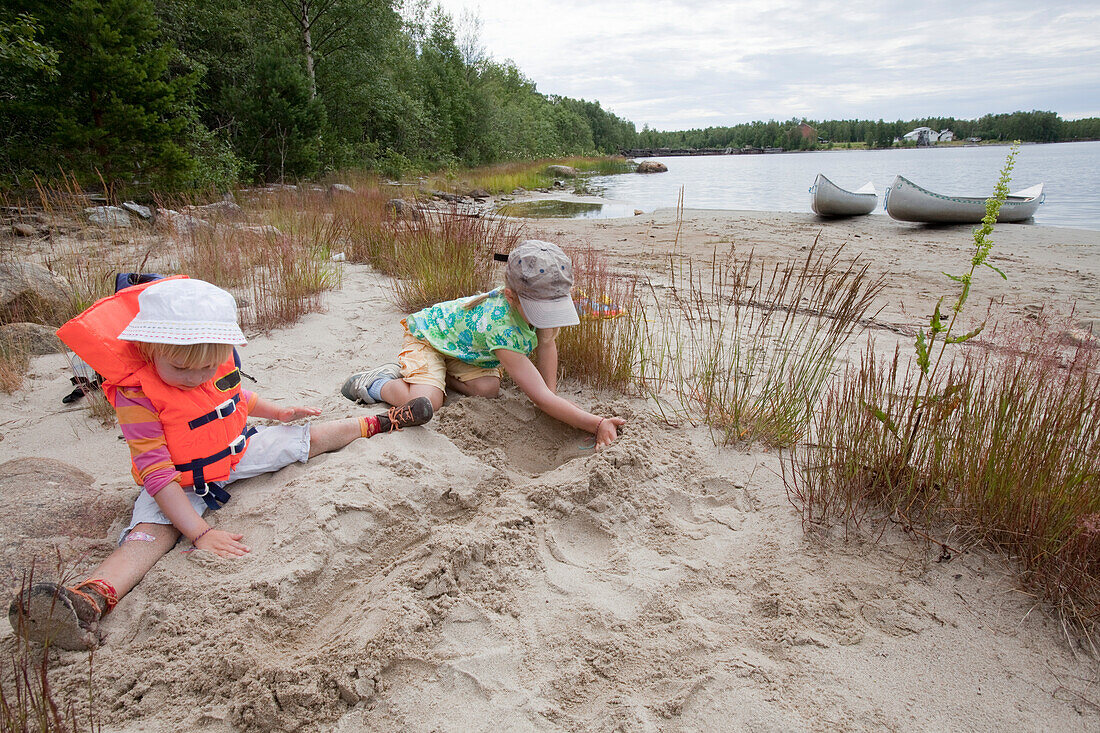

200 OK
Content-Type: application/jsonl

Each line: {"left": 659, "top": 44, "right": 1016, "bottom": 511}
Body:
{"left": 114, "top": 385, "right": 250, "bottom": 557}
{"left": 249, "top": 395, "right": 322, "bottom": 422}
{"left": 152, "top": 483, "right": 250, "bottom": 557}
{"left": 496, "top": 348, "right": 624, "bottom": 448}
{"left": 533, "top": 327, "right": 560, "bottom": 393}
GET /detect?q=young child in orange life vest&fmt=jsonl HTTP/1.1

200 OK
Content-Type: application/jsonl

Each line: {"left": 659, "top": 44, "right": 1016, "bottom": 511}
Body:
{"left": 9, "top": 277, "right": 433, "bottom": 650}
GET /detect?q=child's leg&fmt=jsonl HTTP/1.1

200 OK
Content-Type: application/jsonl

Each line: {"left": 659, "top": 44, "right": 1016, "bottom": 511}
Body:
{"left": 9, "top": 520, "right": 179, "bottom": 650}
{"left": 93, "top": 522, "right": 181, "bottom": 598}
{"left": 308, "top": 418, "right": 363, "bottom": 456}
{"left": 445, "top": 360, "right": 503, "bottom": 399}
{"left": 379, "top": 379, "right": 445, "bottom": 412}
{"left": 311, "top": 397, "right": 435, "bottom": 455}
{"left": 376, "top": 331, "right": 449, "bottom": 410}
{"left": 446, "top": 374, "right": 500, "bottom": 398}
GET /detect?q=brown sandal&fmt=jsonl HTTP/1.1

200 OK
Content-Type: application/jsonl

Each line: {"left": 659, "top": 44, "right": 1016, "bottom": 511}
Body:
{"left": 8, "top": 578, "right": 117, "bottom": 650}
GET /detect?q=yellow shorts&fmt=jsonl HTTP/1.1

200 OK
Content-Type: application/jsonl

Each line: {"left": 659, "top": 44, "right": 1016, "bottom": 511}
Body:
{"left": 398, "top": 322, "right": 502, "bottom": 393}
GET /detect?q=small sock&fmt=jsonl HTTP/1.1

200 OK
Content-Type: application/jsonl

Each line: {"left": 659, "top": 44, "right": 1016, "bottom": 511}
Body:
{"left": 367, "top": 376, "right": 392, "bottom": 402}
{"left": 359, "top": 415, "right": 380, "bottom": 438}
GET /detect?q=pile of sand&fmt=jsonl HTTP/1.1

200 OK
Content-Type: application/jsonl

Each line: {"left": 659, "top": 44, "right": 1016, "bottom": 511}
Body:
{"left": 2, "top": 210, "right": 1099, "bottom": 731}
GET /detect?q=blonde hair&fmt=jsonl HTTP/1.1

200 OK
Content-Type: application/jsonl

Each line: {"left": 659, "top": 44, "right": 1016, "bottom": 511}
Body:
{"left": 137, "top": 341, "right": 233, "bottom": 369}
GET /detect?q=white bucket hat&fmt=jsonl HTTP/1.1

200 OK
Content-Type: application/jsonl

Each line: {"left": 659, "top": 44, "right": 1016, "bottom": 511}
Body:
{"left": 118, "top": 278, "right": 247, "bottom": 345}
{"left": 506, "top": 240, "right": 580, "bottom": 328}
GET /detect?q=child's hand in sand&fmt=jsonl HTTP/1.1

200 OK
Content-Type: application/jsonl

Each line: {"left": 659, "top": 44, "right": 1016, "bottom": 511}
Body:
{"left": 274, "top": 405, "right": 322, "bottom": 422}
{"left": 194, "top": 528, "right": 250, "bottom": 558}
{"left": 596, "top": 417, "right": 625, "bottom": 449}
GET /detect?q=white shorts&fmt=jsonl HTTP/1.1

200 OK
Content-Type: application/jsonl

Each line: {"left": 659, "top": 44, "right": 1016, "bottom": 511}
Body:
{"left": 119, "top": 424, "right": 310, "bottom": 543}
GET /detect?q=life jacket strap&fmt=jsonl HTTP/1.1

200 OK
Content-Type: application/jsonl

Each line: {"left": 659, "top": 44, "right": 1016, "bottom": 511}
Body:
{"left": 188, "top": 394, "right": 241, "bottom": 430}
{"left": 193, "top": 480, "right": 232, "bottom": 511}
{"left": 176, "top": 426, "right": 258, "bottom": 510}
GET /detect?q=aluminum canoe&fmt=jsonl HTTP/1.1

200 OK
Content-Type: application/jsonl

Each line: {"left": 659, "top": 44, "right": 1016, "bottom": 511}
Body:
{"left": 809, "top": 174, "right": 877, "bottom": 216}
{"left": 884, "top": 175, "right": 1044, "bottom": 223}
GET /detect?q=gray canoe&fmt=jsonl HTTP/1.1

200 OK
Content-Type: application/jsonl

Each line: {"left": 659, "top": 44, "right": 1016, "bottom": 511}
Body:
{"left": 884, "top": 174, "right": 1044, "bottom": 223}
{"left": 810, "top": 174, "right": 877, "bottom": 216}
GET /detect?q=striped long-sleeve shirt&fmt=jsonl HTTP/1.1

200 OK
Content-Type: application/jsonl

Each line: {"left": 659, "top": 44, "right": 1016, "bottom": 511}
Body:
{"left": 114, "top": 386, "right": 258, "bottom": 497}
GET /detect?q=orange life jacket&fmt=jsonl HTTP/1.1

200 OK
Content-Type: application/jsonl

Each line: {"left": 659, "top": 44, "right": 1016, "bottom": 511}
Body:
{"left": 56, "top": 276, "right": 252, "bottom": 504}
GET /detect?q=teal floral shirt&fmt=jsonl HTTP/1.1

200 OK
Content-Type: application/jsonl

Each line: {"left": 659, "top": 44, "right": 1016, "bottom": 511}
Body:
{"left": 406, "top": 290, "right": 537, "bottom": 367}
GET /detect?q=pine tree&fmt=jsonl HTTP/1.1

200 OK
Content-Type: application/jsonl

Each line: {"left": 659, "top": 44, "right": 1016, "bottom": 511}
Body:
{"left": 8, "top": 0, "right": 199, "bottom": 188}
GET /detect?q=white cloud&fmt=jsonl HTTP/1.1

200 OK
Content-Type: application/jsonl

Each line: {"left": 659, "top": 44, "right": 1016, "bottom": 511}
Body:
{"left": 431, "top": 0, "right": 1100, "bottom": 130}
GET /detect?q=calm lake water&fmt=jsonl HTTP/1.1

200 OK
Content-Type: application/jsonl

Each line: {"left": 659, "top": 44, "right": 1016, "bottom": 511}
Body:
{"left": 579, "top": 141, "right": 1100, "bottom": 231}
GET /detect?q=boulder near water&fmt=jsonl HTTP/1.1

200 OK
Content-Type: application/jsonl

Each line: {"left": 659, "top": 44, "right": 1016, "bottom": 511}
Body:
{"left": 636, "top": 160, "right": 668, "bottom": 173}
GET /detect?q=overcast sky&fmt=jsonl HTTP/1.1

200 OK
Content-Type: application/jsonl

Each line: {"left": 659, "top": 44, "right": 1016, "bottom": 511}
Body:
{"left": 429, "top": 0, "right": 1100, "bottom": 132}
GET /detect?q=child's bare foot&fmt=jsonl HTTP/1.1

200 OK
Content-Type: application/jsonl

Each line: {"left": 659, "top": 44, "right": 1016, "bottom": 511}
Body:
{"left": 8, "top": 580, "right": 113, "bottom": 650}
{"left": 376, "top": 396, "right": 433, "bottom": 431}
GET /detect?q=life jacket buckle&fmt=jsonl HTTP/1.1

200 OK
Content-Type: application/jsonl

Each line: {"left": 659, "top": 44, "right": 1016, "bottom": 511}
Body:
{"left": 192, "top": 481, "right": 231, "bottom": 510}
{"left": 215, "top": 398, "right": 236, "bottom": 419}
{"left": 228, "top": 433, "right": 247, "bottom": 455}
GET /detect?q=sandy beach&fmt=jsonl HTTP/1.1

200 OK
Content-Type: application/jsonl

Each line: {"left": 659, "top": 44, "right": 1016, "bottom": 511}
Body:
{"left": 3, "top": 206, "right": 1100, "bottom": 731}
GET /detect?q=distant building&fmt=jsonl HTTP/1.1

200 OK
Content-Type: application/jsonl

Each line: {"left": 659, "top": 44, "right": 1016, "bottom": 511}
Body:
{"left": 902, "top": 126, "right": 954, "bottom": 144}
{"left": 903, "top": 126, "right": 935, "bottom": 144}
{"left": 796, "top": 122, "right": 817, "bottom": 140}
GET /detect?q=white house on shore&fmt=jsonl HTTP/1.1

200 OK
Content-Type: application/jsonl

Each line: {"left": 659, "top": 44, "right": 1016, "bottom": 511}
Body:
{"left": 901, "top": 127, "right": 954, "bottom": 144}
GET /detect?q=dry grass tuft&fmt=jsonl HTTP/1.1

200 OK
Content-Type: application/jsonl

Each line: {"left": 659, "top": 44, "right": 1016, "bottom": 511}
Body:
{"left": 556, "top": 246, "right": 644, "bottom": 391}
{"left": 170, "top": 212, "right": 340, "bottom": 333}
{"left": 638, "top": 240, "right": 884, "bottom": 446}
{"left": 787, "top": 316, "right": 1100, "bottom": 632}
{"left": 388, "top": 210, "right": 524, "bottom": 313}
{"left": 0, "top": 334, "right": 30, "bottom": 394}
{"left": 785, "top": 144, "right": 1100, "bottom": 634}
{"left": 326, "top": 185, "right": 403, "bottom": 271}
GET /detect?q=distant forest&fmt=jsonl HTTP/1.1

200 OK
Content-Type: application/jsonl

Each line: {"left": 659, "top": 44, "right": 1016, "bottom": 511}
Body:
{"left": 2, "top": 1, "right": 1098, "bottom": 191}
{"left": 635, "top": 111, "right": 1100, "bottom": 151}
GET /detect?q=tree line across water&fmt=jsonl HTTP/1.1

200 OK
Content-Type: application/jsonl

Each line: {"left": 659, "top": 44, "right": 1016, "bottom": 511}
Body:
{"left": 2, "top": 1, "right": 1098, "bottom": 193}
{"left": 636, "top": 112, "right": 1100, "bottom": 152}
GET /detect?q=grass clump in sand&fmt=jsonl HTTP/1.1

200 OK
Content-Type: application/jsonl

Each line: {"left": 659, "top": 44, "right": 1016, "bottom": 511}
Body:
{"left": 0, "top": 334, "right": 30, "bottom": 393}
{"left": 635, "top": 192, "right": 884, "bottom": 446}
{"left": 170, "top": 192, "right": 340, "bottom": 332}
{"left": 641, "top": 244, "right": 882, "bottom": 446}
{"left": 786, "top": 144, "right": 1100, "bottom": 633}
{"left": 556, "top": 246, "right": 644, "bottom": 391}
{"left": 387, "top": 211, "right": 524, "bottom": 313}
